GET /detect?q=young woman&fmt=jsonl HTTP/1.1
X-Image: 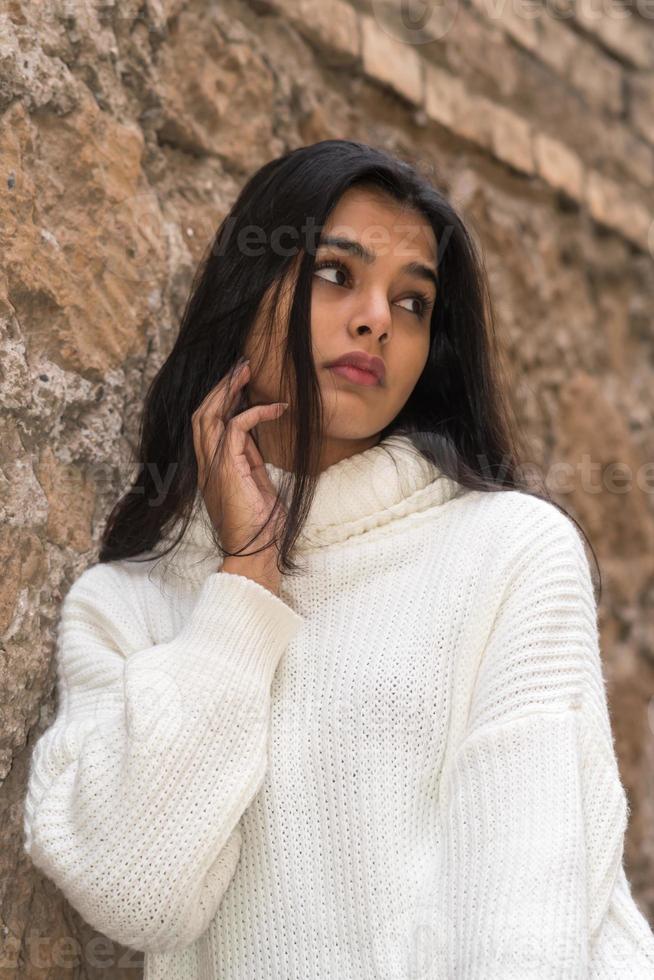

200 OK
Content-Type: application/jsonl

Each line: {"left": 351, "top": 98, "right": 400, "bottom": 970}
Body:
{"left": 24, "top": 140, "right": 654, "bottom": 978}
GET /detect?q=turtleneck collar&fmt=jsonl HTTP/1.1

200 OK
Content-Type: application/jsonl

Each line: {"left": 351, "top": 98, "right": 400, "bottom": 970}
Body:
{"left": 162, "top": 433, "right": 465, "bottom": 557}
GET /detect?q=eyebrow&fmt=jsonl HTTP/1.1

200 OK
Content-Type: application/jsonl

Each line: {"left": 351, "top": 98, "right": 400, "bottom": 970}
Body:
{"left": 316, "top": 234, "right": 438, "bottom": 290}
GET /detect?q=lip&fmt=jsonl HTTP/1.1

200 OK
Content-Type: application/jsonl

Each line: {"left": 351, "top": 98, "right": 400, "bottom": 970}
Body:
{"left": 328, "top": 364, "right": 381, "bottom": 387}
{"left": 324, "top": 350, "right": 385, "bottom": 385}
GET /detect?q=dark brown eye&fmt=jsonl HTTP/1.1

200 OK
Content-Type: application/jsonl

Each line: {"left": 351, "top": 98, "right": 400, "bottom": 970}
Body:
{"left": 314, "top": 259, "right": 349, "bottom": 286}
{"left": 314, "top": 258, "right": 434, "bottom": 320}
{"left": 397, "top": 293, "right": 434, "bottom": 319}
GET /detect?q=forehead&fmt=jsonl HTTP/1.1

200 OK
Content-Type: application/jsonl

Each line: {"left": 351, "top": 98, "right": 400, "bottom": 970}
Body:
{"left": 320, "top": 186, "right": 437, "bottom": 264}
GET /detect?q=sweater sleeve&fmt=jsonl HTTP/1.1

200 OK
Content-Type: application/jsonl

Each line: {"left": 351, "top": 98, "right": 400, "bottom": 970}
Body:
{"left": 23, "top": 565, "right": 304, "bottom": 955}
{"left": 433, "top": 506, "right": 654, "bottom": 978}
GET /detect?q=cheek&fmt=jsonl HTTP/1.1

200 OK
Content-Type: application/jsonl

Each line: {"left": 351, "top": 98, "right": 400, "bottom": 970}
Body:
{"left": 397, "top": 335, "right": 430, "bottom": 382}
{"left": 309, "top": 304, "right": 333, "bottom": 361}
{"left": 254, "top": 357, "right": 285, "bottom": 400}
{"left": 414, "top": 329, "right": 431, "bottom": 371}
{"left": 244, "top": 304, "right": 289, "bottom": 393}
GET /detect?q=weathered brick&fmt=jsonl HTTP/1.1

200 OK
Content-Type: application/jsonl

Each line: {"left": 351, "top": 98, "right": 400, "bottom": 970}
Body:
{"left": 303, "top": 0, "right": 360, "bottom": 62}
{"left": 585, "top": 170, "right": 652, "bottom": 250}
{"left": 533, "top": 132, "right": 585, "bottom": 201}
{"left": 425, "top": 62, "right": 493, "bottom": 149}
{"left": 486, "top": 101, "right": 535, "bottom": 174}
{"left": 469, "top": 0, "right": 539, "bottom": 53}
{"left": 360, "top": 13, "right": 424, "bottom": 106}
{"left": 604, "top": 122, "right": 654, "bottom": 189}
{"left": 425, "top": 63, "right": 534, "bottom": 174}
{"left": 629, "top": 71, "right": 654, "bottom": 147}
{"left": 568, "top": 37, "right": 624, "bottom": 115}
{"left": 573, "top": 0, "right": 653, "bottom": 70}
{"left": 536, "top": 14, "right": 578, "bottom": 76}
{"left": 443, "top": 7, "right": 521, "bottom": 100}
{"left": 266, "top": 0, "right": 360, "bottom": 63}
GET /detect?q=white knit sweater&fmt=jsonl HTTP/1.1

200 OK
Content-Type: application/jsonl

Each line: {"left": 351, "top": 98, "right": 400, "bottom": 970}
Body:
{"left": 24, "top": 433, "right": 654, "bottom": 979}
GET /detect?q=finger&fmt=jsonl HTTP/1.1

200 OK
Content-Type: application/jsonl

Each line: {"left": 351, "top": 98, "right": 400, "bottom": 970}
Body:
{"left": 198, "top": 382, "right": 249, "bottom": 461}
{"left": 223, "top": 401, "right": 287, "bottom": 462}
{"left": 198, "top": 396, "right": 276, "bottom": 479}
{"left": 243, "top": 426, "right": 265, "bottom": 469}
{"left": 242, "top": 433, "right": 274, "bottom": 499}
{"left": 227, "top": 400, "right": 287, "bottom": 434}
{"left": 199, "top": 396, "right": 285, "bottom": 491}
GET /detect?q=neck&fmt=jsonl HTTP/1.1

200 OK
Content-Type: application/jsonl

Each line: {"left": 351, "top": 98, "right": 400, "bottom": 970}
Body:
{"left": 159, "top": 433, "right": 466, "bottom": 560}
{"left": 253, "top": 423, "right": 383, "bottom": 474}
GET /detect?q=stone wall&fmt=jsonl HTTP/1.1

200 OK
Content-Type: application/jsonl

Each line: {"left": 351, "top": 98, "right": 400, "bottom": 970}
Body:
{"left": 2, "top": 0, "right": 653, "bottom": 974}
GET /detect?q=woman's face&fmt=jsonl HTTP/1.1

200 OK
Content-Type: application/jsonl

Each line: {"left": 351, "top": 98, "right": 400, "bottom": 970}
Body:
{"left": 243, "top": 186, "right": 438, "bottom": 467}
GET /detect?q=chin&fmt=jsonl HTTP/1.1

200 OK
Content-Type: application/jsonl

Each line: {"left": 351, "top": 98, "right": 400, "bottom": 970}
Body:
{"left": 319, "top": 422, "right": 384, "bottom": 443}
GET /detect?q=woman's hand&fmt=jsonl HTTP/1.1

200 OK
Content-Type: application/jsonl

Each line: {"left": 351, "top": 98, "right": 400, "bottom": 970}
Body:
{"left": 191, "top": 359, "right": 289, "bottom": 566}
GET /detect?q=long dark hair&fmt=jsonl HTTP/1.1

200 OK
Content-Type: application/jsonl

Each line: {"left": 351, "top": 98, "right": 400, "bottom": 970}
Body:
{"left": 98, "top": 139, "right": 600, "bottom": 595}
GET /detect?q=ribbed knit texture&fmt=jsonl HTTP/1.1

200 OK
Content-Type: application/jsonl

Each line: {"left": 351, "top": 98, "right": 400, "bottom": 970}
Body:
{"left": 23, "top": 434, "right": 654, "bottom": 978}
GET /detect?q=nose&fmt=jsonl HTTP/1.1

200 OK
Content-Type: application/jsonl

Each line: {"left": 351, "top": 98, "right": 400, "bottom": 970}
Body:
{"left": 348, "top": 292, "right": 392, "bottom": 343}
